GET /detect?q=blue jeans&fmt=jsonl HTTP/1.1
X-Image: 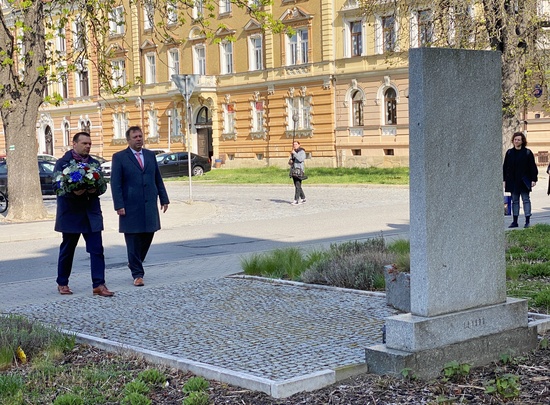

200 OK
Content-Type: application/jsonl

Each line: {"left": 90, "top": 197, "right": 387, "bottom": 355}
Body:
{"left": 510, "top": 191, "right": 531, "bottom": 217}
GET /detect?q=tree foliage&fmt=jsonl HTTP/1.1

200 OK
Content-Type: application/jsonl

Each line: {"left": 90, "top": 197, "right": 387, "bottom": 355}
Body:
{"left": 359, "top": 0, "right": 550, "bottom": 148}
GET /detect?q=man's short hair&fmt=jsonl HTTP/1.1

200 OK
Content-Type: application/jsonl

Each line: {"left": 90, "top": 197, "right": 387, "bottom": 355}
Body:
{"left": 126, "top": 126, "right": 142, "bottom": 140}
{"left": 73, "top": 132, "right": 91, "bottom": 143}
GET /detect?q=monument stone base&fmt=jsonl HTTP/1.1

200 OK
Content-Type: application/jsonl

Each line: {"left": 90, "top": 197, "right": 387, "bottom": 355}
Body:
{"left": 365, "top": 325, "right": 538, "bottom": 379}
{"left": 366, "top": 297, "right": 538, "bottom": 379}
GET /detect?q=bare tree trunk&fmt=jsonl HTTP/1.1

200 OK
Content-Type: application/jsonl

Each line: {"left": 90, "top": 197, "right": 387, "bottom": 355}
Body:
{"left": 0, "top": 1, "right": 48, "bottom": 221}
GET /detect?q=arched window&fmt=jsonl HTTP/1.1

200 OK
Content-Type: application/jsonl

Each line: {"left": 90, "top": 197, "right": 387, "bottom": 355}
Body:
{"left": 384, "top": 88, "right": 397, "bottom": 125}
{"left": 64, "top": 122, "right": 70, "bottom": 146}
{"left": 196, "top": 106, "right": 211, "bottom": 125}
{"left": 352, "top": 90, "right": 363, "bottom": 126}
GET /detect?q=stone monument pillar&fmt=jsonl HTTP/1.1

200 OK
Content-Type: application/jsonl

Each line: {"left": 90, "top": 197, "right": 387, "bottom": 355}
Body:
{"left": 365, "top": 48, "right": 538, "bottom": 378}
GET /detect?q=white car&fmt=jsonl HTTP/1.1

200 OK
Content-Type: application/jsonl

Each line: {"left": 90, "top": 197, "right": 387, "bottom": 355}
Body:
{"left": 100, "top": 160, "right": 112, "bottom": 179}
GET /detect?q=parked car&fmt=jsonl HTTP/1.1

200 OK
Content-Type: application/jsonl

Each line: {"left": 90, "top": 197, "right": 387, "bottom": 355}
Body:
{"left": 37, "top": 154, "right": 57, "bottom": 162}
{"left": 150, "top": 149, "right": 170, "bottom": 156}
{"left": 90, "top": 154, "right": 107, "bottom": 165}
{"left": 156, "top": 152, "right": 211, "bottom": 177}
{"left": 0, "top": 160, "right": 57, "bottom": 195}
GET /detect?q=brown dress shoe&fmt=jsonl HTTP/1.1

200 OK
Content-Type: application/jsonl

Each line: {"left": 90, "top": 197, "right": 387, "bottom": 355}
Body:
{"left": 92, "top": 284, "right": 114, "bottom": 297}
{"left": 57, "top": 285, "right": 73, "bottom": 295}
{"left": 133, "top": 277, "right": 144, "bottom": 287}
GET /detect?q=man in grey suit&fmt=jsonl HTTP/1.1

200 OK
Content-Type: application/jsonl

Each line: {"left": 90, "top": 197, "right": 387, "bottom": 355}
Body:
{"left": 110, "top": 126, "right": 170, "bottom": 286}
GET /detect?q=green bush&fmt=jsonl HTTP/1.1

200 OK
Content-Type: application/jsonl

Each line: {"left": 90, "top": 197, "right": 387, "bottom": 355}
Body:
{"left": 183, "top": 391, "right": 210, "bottom": 405}
{"left": 301, "top": 239, "right": 392, "bottom": 290}
{"left": 241, "top": 247, "right": 324, "bottom": 280}
{"left": 121, "top": 392, "right": 152, "bottom": 405}
{"left": 52, "top": 394, "right": 83, "bottom": 405}
{"left": 0, "top": 374, "right": 23, "bottom": 397}
{"left": 137, "top": 368, "right": 167, "bottom": 386}
{"left": 123, "top": 380, "right": 149, "bottom": 396}
{"left": 182, "top": 377, "right": 209, "bottom": 394}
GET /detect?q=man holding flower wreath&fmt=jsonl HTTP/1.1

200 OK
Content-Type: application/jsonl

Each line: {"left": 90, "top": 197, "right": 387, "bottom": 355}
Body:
{"left": 53, "top": 132, "right": 114, "bottom": 297}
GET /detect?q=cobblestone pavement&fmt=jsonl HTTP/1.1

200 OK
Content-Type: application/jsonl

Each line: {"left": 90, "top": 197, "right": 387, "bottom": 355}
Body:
{"left": 6, "top": 277, "right": 397, "bottom": 382}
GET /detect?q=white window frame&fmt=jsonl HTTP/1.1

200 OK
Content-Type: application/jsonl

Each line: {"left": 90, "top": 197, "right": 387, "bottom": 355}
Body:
{"left": 56, "top": 27, "right": 66, "bottom": 53}
{"left": 113, "top": 112, "right": 129, "bottom": 139}
{"left": 72, "top": 17, "right": 85, "bottom": 51}
{"left": 220, "top": 41, "right": 234, "bottom": 74}
{"left": 344, "top": 19, "right": 365, "bottom": 58}
{"left": 287, "top": 97, "right": 311, "bottom": 131}
{"left": 287, "top": 28, "right": 308, "bottom": 65}
{"left": 375, "top": 14, "right": 398, "bottom": 54}
{"left": 223, "top": 103, "right": 236, "bottom": 134}
{"left": 251, "top": 101, "right": 264, "bottom": 132}
{"left": 75, "top": 59, "right": 89, "bottom": 98}
{"left": 111, "top": 59, "right": 126, "bottom": 88}
{"left": 220, "top": 0, "right": 231, "bottom": 14}
{"left": 248, "top": 35, "right": 263, "bottom": 71}
{"left": 147, "top": 109, "right": 158, "bottom": 138}
{"left": 410, "top": 9, "right": 434, "bottom": 48}
{"left": 350, "top": 89, "right": 364, "bottom": 127}
{"left": 167, "top": 0, "right": 178, "bottom": 25}
{"left": 145, "top": 53, "right": 156, "bottom": 84}
{"left": 193, "top": 44, "right": 206, "bottom": 75}
{"left": 143, "top": 1, "right": 154, "bottom": 30}
{"left": 109, "top": 6, "right": 125, "bottom": 35}
{"left": 192, "top": 0, "right": 204, "bottom": 19}
{"left": 169, "top": 108, "right": 182, "bottom": 139}
{"left": 168, "top": 48, "right": 180, "bottom": 83}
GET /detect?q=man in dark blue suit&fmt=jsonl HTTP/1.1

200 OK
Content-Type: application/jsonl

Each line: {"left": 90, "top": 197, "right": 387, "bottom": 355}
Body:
{"left": 54, "top": 132, "right": 114, "bottom": 297}
{"left": 110, "top": 126, "right": 170, "bottom": 287}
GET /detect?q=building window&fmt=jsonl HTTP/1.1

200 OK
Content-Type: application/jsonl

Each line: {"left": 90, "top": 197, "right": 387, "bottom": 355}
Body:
{"left": 220, "top": 41, "right": 233, "bottom": 74}
{"left": 193, "top": 0, "right": 204, "bottom": 19}
{"left": 352, "top": 149, "right": 361, "bottom": 156}
{"left": 56, "top": 27, "right": 66, "bottom": 53}
{"left": 223, "top": 104, "right": 236, "bottom": 134}
{"left": 169, "top": 108, "right": 181, "bottom": 138}
{"left": 113, "top": 112, "right": 129, "bottom": 139}
{"left": 148, "top": 110, "right": 158, "bottom": 138}
{"left": 59, "top": 72, "right": 68, "bottom": 99}
{"left": 382, "top": 16, "right": 396, "bottom": 52}
{"left": 385, "top": 88, "right": 397, "bottom": 125}
{"left": 287, "top": 28, "right": 308, "bottom": 65}
{"left": 81, "top": 119, "right": 91, "bottom": 134}
{"left": 145, "top": 53, "right": 156, "bottom": 84}
{"left": 75, "top": 61, "right": 89, "bottom": 97}
{"left": 252, "top": 101, "right": 264, "bottom": 132}
{"left": 220, "top": 0, "right": 231, "bottom": 14}
{"left": 144, "top": 0, "right": 154, "bottom": 30}
{"left": 288, "top": 97, "right": 311, "bottom": 130}
{"left": 376, "top": 14, "right": 397, "bottom": 53}
{"left": 249, "top": 35, "right": 263, "bottom": 71}
{"left": 167, "top": 0, "right": 178, "bottom": 25}
{"left": 168, "top": 49, "right": 180, "bottom": 79}
{"left": 411, "top": 9, "right": 433, "bottom": 47}
{"left": 384, "top": 149, "right": 395, "bottom": 155}
{"left": 63, "top": 121, "right": 70, "bottom": 146}
{"left": 351, "top": 90, "right": 363, "bottom": 126}
{"left": 72, "top": 17, "right": 85, "bottom": 51}
{"left": 111, "top": 59, "right": 126, "bottom": 89}
{"left": 194, "top": 45, "right": 206, "bottom": 75}
{"left": 350, "top": 21, "right": 363, "bottom": 57}
{"left": 109, "top": 6, "right": 125, "bottom": 35}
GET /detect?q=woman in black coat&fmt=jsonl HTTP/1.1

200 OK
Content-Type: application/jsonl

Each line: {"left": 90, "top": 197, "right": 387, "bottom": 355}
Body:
{"left": 503, "top": 132, "right": 538, "bottom": 228}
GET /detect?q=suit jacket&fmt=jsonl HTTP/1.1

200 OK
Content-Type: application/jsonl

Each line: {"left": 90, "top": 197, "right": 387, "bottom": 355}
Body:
{"left": 110, "top": 147, "right": 170, "bottom": 233}
{"left": 54, "top": 151, "right": 104, "bottom": 234}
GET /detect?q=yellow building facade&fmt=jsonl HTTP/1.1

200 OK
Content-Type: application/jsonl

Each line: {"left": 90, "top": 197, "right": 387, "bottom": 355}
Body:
{"left": 3, "top": 0, "right": 550, "bottom": 168}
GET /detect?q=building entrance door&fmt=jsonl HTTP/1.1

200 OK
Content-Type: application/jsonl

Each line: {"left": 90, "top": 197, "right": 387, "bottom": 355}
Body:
{"left": 195, "top": 106, "right": 212, "bottom": 160}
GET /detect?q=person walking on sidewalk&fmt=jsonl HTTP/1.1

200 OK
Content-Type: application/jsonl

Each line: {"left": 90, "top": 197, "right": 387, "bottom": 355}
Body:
{"left": 289, "top": 141, "right": 307, "bottom": 205}
{"left": 54, "top": 132, "right": 114, "bottom": 297}
{"left": 110, "top": 126, "right": 170, "bottom": 287}
{"left": 503, "top": 132, "right": 538, "bottom": 228}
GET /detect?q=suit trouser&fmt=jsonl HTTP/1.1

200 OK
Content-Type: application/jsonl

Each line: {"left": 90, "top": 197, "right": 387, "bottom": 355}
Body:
{"left": 124, "top": 232, "right": 155, "bottom": 279}
{"left": 57, "top": 232, "right": 105, "bottom": 288}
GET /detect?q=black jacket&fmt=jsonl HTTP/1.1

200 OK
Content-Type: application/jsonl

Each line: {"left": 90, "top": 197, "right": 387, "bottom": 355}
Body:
{"left": 503, "top": 147, "right": 538, "bottom": 193}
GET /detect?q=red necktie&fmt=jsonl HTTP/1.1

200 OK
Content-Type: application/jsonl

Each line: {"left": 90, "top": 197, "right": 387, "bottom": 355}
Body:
{"left": 135, "top": 152, "right": 144, "bottom": 169}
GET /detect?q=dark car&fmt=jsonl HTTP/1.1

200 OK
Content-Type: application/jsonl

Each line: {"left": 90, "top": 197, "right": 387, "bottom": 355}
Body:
{"left": 155, "top": 152, "right": 211, "bottom": 178}
{"left": 0, "top": 160, "right": 57, "bottom": 196}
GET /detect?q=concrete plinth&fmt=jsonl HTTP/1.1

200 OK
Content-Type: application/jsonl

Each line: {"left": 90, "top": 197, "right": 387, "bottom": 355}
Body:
{"left": 365, "top": 326, "right": 538, "bottom": 380}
